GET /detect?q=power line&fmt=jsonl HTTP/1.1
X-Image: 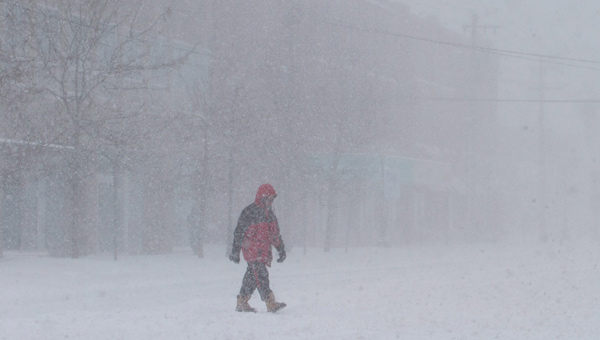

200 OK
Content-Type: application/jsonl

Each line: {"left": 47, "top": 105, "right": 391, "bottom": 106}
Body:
{"left": 325, "top": 17, "right": 600, "bottom": 71}
{"left": 414, "top": 97, "right": 600, "bottom": 103}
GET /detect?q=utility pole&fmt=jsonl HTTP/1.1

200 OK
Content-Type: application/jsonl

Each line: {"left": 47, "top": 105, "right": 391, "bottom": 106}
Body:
{"left": 527, "top": 57, "right": 560, "bottom": 242}
{"left": 466, "top": 13, "right": 478, "bottom": 233}
{"left": 537, "top": 58, "right": 548, "bottom": 242}
{"left": 462, "top": 13, "right": 499, "bottom": 235}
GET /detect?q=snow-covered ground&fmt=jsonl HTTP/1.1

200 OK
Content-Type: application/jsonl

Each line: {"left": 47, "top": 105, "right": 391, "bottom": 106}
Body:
{"left": 1, "top": 241, "right": 599, "bottom": 340}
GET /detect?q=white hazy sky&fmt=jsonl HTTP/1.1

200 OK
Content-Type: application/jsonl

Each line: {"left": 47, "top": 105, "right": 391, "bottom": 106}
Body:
{"left": 398, "top": 0, "right": 599, "bottom": 58}
{"left": 397, "top": 0, "right": 600, "bottom": 130}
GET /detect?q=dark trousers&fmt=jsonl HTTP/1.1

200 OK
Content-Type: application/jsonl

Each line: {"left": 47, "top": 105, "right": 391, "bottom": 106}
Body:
{"left": 239, "top": 262, "right": 272, "bottom": 300}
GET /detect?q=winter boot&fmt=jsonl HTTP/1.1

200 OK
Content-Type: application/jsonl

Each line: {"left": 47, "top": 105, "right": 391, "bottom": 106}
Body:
{"left": 265, "top": 292, "right": 286, "bottom": 313}
{"left": 236, "top": 295, "right": 257, "bottom": 313}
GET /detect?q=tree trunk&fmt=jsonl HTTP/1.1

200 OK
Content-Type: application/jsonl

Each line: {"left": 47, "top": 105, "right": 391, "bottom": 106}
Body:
{"left": 112, "top": 158, "right": 123, "bottom": 261}
{"left": 324, "top": 156, "right": 340, "bottom": 252}
{"left": 0, "top": 184, "right": 3, "bottom": 258}
{"left": 195, "top": 137, "right": 211, "bottom": 259}
{"left": 69, "top": 176, "right": 83, "bottom": 258}
{"left": 225, "top": 148, "right": 235, "bottom": 257}
{"left": 142, "top": 168, "right": 175, "bottom": 254}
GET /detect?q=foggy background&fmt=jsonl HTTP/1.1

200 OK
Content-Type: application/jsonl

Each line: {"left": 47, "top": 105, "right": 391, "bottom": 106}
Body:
{"left": 1, "top": 0, "right": 599, "bottom": 258}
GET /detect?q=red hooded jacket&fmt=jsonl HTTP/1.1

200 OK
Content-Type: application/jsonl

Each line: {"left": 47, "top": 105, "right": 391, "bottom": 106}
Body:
{"left": 231, "top": 184, "right": 285, "bottom": 266}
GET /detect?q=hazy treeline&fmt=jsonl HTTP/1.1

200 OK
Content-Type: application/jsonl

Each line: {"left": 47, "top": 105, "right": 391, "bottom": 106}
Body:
{"left": 0, "top": 0, "right": 501, "bottom": 258}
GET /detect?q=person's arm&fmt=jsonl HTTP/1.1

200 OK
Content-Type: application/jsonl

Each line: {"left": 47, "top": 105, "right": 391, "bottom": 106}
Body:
{"left": 229, "top": 207, "right": 251, "bottom": 263}
{"left": 272, "top": 215, "right": 286, "bottom": 262}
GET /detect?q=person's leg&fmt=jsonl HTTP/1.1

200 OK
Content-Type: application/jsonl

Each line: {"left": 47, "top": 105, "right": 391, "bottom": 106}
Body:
{"left": 236, "top": 263, "right": 258, "bottom": 312}
{"left": 251, "top": 262, "right": 286, "bottom": 312}
{"left": 251, "top": 262, "right": 273, "bottom": 301}
{"left": 240, "top": 262, "right": 258, "bottom": 296}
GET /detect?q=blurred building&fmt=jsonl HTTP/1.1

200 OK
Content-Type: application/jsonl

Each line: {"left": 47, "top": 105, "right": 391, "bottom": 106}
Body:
{"left": 210, "top": 0, "right": 499, "bottom": 247}
{"left": 0, "top": 0, "right": 499, "bottom": 255}
{"left": 0, "top": 0, "right": 212, "bottom": 255}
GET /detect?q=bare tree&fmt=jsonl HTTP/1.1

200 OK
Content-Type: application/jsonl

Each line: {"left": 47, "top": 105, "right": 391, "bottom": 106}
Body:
{"left": 12, "top": 0, "right": 188, "bottom": 257}
{"left": 0, "top": 1, "right": 45, "bottom": 256}
{"left": 179, "top": 79, "right": 219, "bottom": 258}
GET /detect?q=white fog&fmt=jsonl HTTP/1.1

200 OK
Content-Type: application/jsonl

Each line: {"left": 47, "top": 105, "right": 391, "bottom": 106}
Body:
{"left": 1, "top": 0, "right": 599, "bottom": 339}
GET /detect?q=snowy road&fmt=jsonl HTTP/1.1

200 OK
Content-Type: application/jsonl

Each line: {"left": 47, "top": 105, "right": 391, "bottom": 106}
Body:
{"left": 1, "top": 242, "right": 599, "bottom": 339}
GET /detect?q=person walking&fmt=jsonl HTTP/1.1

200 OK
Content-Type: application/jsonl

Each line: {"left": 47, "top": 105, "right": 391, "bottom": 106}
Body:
{"left": 229, "top": 183, "right": 287, "bottom": 313}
